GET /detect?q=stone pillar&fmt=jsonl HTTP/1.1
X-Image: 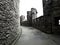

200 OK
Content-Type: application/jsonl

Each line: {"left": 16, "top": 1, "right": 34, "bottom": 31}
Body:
{"left": 0, "top": 0, "right": 21, "bottom": 45}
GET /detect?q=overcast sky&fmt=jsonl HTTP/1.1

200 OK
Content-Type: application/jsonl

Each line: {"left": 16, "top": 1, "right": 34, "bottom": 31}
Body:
{"left": 19, "top": 0, "right": 43, "bottom": 19}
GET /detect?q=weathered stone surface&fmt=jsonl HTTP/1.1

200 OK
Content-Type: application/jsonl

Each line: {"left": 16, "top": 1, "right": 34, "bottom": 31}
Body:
{"left": 0, "top": 0, "right": 20, "bottom": 45}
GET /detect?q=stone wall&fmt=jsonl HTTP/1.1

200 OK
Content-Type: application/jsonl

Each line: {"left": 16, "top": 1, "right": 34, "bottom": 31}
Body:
{"left": 43, "top": 0, "right": 52, "bottom": 16}
{"left": 51, "top": 0, "right": 60, "bottom": 34}
{"left": 0, "top": 0, "right": 20, "bottom": 45}
{"left": 42, "top": 0, "right": 60, "bottom": 34}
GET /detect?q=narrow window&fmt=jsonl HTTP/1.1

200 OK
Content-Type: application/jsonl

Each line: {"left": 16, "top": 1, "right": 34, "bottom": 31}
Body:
{"left": 55, "top": 17, "right": 60, "bottom": 26}
{"left": 59, "top": 20, "right": 60, "bottom": 25}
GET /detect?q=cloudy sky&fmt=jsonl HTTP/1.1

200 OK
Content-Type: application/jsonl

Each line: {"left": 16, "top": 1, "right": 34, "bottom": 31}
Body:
{"left": 19, "top": 0, "right": 43, "bottom": 19}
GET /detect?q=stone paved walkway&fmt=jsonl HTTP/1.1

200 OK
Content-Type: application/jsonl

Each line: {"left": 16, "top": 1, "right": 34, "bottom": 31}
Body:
{"left": 15, "top": 26, "right": 60, "bottom": 45}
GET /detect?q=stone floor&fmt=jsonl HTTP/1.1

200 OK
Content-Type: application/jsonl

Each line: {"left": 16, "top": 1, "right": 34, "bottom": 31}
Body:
{"left": 15, "top": 26, "right": 60, "bottom": 45}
